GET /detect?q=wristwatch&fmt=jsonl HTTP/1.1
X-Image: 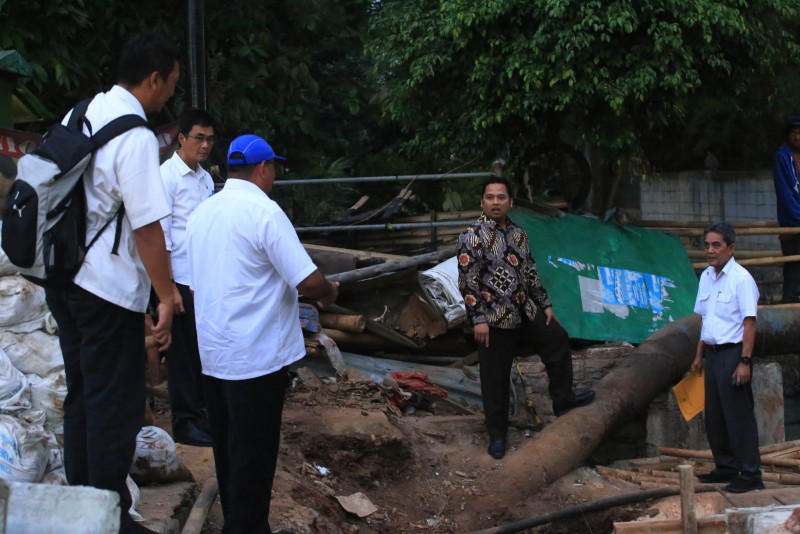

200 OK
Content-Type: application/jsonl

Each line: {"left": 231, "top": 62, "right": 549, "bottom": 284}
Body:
{"left": 740, "top": 356, "right": 753, "bottom": 366}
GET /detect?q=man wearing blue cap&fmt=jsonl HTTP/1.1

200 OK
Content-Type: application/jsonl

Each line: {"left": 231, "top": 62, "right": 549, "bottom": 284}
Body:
{"left": 773, "top": 116, "right": 800, "bottom": 303}
{"left": 186, "top": 134, "right": 338, "bottom": 534}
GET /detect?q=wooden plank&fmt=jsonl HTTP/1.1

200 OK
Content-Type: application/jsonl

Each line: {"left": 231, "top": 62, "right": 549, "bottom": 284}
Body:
{"left": 678, "top": 465, "right": 698, "bottom": 534}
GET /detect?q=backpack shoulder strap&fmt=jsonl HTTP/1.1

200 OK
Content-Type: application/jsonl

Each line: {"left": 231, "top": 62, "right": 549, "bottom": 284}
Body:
{"left": 66, "top": 98, "right": 93, "bottom": 133}
{"left": 91, "top": 114, "right": 151, "bottom": 149}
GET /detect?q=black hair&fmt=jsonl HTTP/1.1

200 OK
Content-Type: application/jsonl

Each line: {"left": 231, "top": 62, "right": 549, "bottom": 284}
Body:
{"left": 179, "top": 108, "right": 216, "bottom": 136}
{"left": 784, "top": 116, "right": 800, "bottom": 140}
{"left": 704, "top": 221, "right": 736, "bottom": 246}
{"left": 117, "top": 32, "right": 179, "bottom": 87}
{"left": 483, "top": 175, "right": 514, "bottom": 198}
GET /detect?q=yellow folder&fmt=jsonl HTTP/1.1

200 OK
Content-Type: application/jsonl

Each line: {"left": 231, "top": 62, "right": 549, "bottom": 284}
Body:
{"left": 672, "top": 370, "right": 705, "bottom": 421}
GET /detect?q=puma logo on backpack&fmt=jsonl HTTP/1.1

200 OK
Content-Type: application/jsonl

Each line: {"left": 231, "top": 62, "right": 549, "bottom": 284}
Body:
{"left": 1, "top": 97, "right": 148, "bottom": 288}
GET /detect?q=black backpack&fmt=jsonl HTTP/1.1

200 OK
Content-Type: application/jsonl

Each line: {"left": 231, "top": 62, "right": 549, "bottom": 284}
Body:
{"left": 1, "top": 98, "right": 148, "bottom": 288}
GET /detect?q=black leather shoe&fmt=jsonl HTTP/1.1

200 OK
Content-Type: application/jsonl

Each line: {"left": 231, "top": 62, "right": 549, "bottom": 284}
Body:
{"left": 553, "top": 390, "right": 596, "bottom": 417}
{"left": 696, "top": 469, "right": 738, "bottom": 484}
{"left": 488, "top": 438, "right": 506, "bottom": 459}
{"left": 173, "top": 421, "right": 213, "bottom": 447}
{"left": 725, "top": 476, "right": 764, "bottom": 493}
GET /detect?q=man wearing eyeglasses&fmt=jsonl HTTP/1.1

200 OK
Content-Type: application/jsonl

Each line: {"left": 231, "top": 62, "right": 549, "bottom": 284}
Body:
{"left": 157, "top": 108, "right": 218, "bottom": 446}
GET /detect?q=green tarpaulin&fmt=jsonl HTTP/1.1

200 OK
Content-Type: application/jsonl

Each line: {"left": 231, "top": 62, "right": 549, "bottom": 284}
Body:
{"left": 511, "top": 207, "right": 699, "bottom": 344}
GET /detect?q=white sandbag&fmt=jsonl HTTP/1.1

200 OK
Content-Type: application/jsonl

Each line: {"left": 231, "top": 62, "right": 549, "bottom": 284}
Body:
{"left": 0, "top": 413, "right": 49, "bottom": 482}
{"left": 418, "top": 256, "right": 466, "bottom": 326}
{"left": 43, "top": 312, "right": 58, "bottom": 335}
{"left": 27, "top": 371, "right": 66, "bottom": 435}
{"left": 0, "top": 347, "right": 31, "bottom": 414}
{"left": 17, "top": 409, "right": 46, "bottom": 427}
{"left": 0, "top": 236, "right": 18, "bottom": 277}
{"left": 130, "top": 425, "right": 193, "bottom": 484}
{"left": 0, "top": 275, "right": 48, "bottom": 333}
{"left": 126, "top": 475, "right": 144, "bottom": 522}
{"left": 0, "top": 330, "right": 64, "bottom": 377}
{"left": 41, "top": 432, "right": 65, "bottom": 485}
{"left": 41, "top": 467, "right": 67, "bottom": 486}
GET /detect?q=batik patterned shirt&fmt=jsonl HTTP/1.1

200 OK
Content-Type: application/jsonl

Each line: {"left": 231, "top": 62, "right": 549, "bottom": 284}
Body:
{"left": 457, "top": 214, "right": 551, "bottom": 329}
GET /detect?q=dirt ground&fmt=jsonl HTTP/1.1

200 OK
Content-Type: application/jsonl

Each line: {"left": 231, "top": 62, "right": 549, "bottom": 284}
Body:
{"left": 148, "top": 369, "right": 652, "bottom": 534}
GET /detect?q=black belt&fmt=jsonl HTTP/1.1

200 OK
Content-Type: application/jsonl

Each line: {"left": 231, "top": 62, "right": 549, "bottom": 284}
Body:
{"left": 704, "top": 342, "right": 742, "bottom": 353}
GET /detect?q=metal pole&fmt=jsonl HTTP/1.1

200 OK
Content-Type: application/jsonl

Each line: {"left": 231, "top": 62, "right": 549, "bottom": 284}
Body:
{"left": 187, "top": 0, "right": 206, "bottom": 110}
{"left": 274, "top": 171, "right": 491, "bottom": 186}
{"left": 295, "top": 221, "right": 471, "bottom": 234}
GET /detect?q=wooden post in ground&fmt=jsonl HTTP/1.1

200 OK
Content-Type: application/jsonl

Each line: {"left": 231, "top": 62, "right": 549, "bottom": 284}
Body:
{"left": 678, "top": 465, "right": 698, "bottom": 534}
{"left": 181, "top": 476, "right": 219, "bottom": 534}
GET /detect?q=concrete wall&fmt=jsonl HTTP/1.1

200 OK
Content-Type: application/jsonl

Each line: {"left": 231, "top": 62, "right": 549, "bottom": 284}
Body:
{"left": 621, "top": 170, "right": 779, "bottom": 252}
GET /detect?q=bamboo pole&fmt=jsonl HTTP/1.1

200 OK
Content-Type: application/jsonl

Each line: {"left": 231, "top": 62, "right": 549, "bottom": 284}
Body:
{"left": 685, "top": 250, "right": 782, "bottom": 260}
{"left": 665, "top": 227, "right": 800, "bottom": 237}
{"left": 633, "top": 220, "right": 779, "bottom": 229}
{"left": 327, "top": 246, "right": 456, "bottom": 284}
{"left": 758, "top": 439, "right": 800, "bottom": 455}
{"left": 659, "top": 446, "right": 800, "bottom": 470}
{"left": 180, "top": 476, "right": 219, "bottom": 534}
{"left": 692, "top": 254, "right": 800, "bottom": 269}
{"left": 319, "top": 313, "right": 367, "bottom": 333}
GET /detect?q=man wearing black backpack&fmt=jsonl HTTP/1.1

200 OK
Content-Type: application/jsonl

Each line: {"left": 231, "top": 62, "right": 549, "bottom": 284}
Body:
{"left": 44, "top": 32, "right": 179, "bottom": 534}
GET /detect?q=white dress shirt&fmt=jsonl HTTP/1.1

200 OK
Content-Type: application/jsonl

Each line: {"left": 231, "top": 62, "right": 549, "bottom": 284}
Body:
{"left": 694, "top": 257, "right": 759, "bottom": 345}
{"left": 68, "top": 85, "right": 170, "bottom": 312}
{"left": 159, "top": 151, "right": 213, "bottom": 285}
{"left": 186, "top": 179, "right": 317, "bottom": 380}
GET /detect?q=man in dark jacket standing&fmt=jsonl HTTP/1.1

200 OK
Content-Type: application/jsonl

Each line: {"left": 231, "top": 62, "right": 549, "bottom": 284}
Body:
{"left": 773, "top": 116, "right": 800, "bottom": 303}
{"left": 456, "top": 175, "right": 594, "bottom": 460}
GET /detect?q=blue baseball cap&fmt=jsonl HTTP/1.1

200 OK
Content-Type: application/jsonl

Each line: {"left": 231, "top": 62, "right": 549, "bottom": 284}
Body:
{"left": 227, "top": 134, "right": 286, "bottom": 165}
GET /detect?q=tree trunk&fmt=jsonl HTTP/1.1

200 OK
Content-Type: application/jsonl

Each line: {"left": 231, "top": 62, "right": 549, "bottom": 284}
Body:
{"left": 472, "top": 307, "right": 800, "bottom": 515}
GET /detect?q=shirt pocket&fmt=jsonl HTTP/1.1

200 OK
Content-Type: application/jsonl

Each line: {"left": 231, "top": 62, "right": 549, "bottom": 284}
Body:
{"left": 714, "top": 291, "right": 736, "bottom": 317}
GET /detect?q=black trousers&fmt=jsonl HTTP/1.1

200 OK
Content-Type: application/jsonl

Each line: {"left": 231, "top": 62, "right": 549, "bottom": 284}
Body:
{"left": 781, "top": 235, "right": 800, "bottom": 304}
{"left": 205, "top": 368, "right": 288, "bottom": 534}
{"left": 703, "top": 344, "right": 761, "bottom": 477}
{"left": 165, "top": 283, "right": 206, "bottom": 427}
{"left": 478, "top": 311, "right": 574, "bottom": 440}
{"left": 45, "top": 284, "right": 145, "bottom": 533}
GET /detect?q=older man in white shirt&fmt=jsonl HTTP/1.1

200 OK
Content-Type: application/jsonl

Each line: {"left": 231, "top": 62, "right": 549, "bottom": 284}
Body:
{"left": 691, "top": 221, "right": 763, "bottom": 493}
{"left": 187, "top": 134, "right": 338, "bottom": 534}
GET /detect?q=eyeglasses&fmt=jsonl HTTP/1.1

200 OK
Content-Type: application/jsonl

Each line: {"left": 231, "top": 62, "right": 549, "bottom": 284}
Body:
{"left": 185, "top": 134, "right": 218, "bottom": 144}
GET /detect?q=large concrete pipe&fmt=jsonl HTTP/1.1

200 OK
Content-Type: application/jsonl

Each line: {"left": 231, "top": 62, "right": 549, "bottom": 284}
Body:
{"left": 472, "top": 306, "right": 800, "bottom": 515}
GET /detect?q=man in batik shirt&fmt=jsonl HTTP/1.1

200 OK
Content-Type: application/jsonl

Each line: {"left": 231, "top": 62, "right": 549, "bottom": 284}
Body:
{"left": 457, "top": 176, "right": 595, "bottom": 459}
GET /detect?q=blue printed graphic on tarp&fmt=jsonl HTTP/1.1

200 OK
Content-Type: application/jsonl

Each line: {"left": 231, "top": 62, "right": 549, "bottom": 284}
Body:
{"left": 598, "top": 266, "right": 672, "bottom": 314}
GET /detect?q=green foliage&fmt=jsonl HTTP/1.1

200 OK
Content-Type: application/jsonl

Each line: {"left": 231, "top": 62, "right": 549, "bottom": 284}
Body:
{"left": 367, "top": 0, "right": 800, "bottom": 171}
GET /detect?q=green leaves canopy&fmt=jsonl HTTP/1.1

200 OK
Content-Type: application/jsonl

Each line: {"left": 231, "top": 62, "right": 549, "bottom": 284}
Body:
{"left": 367, "top": 0, "right": 800, "bottom": 168}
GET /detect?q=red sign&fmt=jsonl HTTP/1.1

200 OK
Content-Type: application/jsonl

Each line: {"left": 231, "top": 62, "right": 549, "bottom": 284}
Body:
{"left": 0, "top": 121, "right": 180, "bottom": 159}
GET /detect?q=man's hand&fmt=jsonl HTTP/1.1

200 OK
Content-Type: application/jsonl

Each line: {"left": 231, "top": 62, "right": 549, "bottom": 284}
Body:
{"left": 152, "top": 302, "right": 173, "bottom": 352}
{"left": 474, "top": 323, "right": 490, "bottom": 348}
{"left": 543, "top": 306, "right": 557, "bottom": 325}
{"left": 317, "top": 281, "right": 339, "bottom": 309}
{"left": 690, "top": 353, "right": 704, "bottom": 374}
{"left": 172, "top": 284, "right": 184, "bottom": 315}
{"left": 732, "top": 362, "right": 751, "bottom": 386}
